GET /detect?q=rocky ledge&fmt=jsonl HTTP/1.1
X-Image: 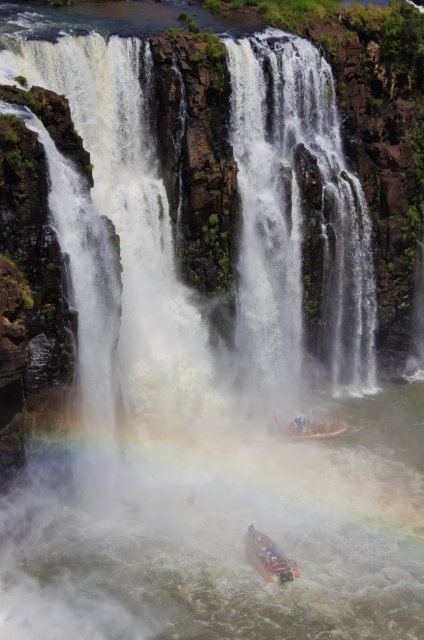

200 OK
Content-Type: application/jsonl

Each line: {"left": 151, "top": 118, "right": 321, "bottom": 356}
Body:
{"left": 0, "top": 86, "right": 92, "bottom": 483}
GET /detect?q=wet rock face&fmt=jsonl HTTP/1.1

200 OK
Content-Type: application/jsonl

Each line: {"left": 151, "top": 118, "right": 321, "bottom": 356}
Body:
{"left": 0, "top": 257, "right": 28, "bottom": 477}
{"left": 336, "top": 43, "right": 422, "bottom": 377}
{"left": 150, "top": 29, "right": 423, "bottom": 372}
{"left": 150, "top": 33, "right": 239, "bottom": 344}
{"left": 0, "top": 90, "right": 86, "bottom": 482}
{"left": 293, "top": 143, "right": 324, "bottom": 350}
{"left": 306, "top": 23, "right": 424, "bottom": 377}
{"left": 0, "top": 85, "right": 93, "bottom": 186}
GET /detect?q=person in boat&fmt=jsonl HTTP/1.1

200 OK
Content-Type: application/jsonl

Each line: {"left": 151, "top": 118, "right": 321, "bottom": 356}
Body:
{"left": 248, "top": 523, "right": 256, "bottom": 538}
{"left": 271, "top": 545, "right": 278, "bottom": 561}
{"left": 294, "top": 416, "right": 304, "bottom": 434}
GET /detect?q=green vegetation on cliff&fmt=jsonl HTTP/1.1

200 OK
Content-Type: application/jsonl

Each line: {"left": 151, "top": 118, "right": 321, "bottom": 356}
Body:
{"left": 202, "top": 0, "right": 424, "bottom": 64}
{"left": 0, "top": 115, "right": 36, "bottom": 195}
{"left": 167, "top": 21, "right": 226, "bottom": 63}
{"left": 203, "top": 0, "right": 339, "bottom": 30}
{"left": 408, "top": 117, "right": 424, "bottom": 250}
{"left": 0, "top": 254, "right": 34, "bottom": 310}
{"left": 189, "top": 32, "right": 227, "bottom": 63}
{"left": 343, "top": 2, "right": 424, "bottom": 83}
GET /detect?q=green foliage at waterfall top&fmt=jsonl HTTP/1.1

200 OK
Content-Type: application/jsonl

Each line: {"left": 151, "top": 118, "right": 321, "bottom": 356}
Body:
{"left": 165, "top": 23, "right": 226, "bottom": 63}
{"left": 203, "top": 0, "right": 224, "bottom": 13}
{"left": 51, "top": 0, "right": 74, "bottom": 6}
{"left": 202, "top": 0, "right": 340, "bottom": 31}
{"left": 343, "top": 2, "right": 424, "bottom": 81}
{"left": 15, "top": 76, "right": 27, "bottom": 88}
{"left": 202, "top": 0, "right": 424, "bottom": 59}
{"left": 190, "top": 32, "right": 227, "bottom": 62}
{"left": 177, "top": 13, "right": 200, "bottom": 33}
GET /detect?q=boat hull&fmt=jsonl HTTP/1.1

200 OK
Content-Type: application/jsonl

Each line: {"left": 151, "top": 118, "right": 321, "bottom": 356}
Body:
{"left": 245, "top": 530, "right": 300, "bottom": 583}
{"left": 284, "top": 420, "right": 349, "bottom": 441}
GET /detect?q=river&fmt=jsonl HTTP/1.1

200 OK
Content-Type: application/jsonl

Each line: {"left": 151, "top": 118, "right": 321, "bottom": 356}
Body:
{"left": 0, "top": 0, "right": 262, "bottom": 37}
{"left": 1, "top": 379, "right": 423, "bottom": 639}
{"left": 0, "top": 4, "right": 423, "bottom": 640}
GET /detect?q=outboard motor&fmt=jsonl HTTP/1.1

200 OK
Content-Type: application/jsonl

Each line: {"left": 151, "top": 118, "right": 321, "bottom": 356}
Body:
{"left": 278, "top": 569, "right": 294, "bottom": 583}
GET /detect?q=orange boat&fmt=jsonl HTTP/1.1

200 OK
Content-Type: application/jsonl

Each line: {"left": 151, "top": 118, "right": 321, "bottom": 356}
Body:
{"left": 283, "top": 419, "right": 349, "bottom": 441}
{"left": 245, "top": 526, "right": 300, "bottom": 583}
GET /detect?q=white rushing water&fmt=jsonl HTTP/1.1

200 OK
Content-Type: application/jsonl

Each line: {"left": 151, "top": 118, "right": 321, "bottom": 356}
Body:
{"left": 405, "top": 0, "right": 424, "bottom": 13}
{"left": 0, "top": 29, "right": 379, "bottom": 423}
{"left": 407, "top": 243, "right": 424, "bottom": 378}
{"left": 0, "top": 100, "right": 121, "bottom": 497}
{"left": 226, "top": 31, "right": 378, "bottom": 401}
{"left": 225, "top": 36, "right": 304, "bottom": 413}
{"left": 0, "top": 33, "right": 224, "bottom": 435}
{"left": 0, "top": 29, "right": 423, "bottom": 640}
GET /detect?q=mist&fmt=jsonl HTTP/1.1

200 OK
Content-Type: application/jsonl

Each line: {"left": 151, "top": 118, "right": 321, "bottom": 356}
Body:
{"left": 0, "top": 26, "right": 423, "bottom": 640}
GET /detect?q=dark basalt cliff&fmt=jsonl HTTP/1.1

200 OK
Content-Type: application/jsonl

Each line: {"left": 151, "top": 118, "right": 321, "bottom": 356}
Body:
{"left": 297, "top": 20, "right": 424, "bottom": 377}
{"left": 156, "top": 30, "right": 424, "bottom": 376}
{"left": 0, "top": 86, "right": 92, "bottom": 481}
{"left": 150, "top": 33, "right": 239, "bottom": 343}
{"left": 150, "top": 29, "right": 424, "bottom": 376}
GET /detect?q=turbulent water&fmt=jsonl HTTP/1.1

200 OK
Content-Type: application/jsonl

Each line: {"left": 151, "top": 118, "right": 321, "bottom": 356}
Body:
{"left": 1, "top": 384, "right": 424, "bottom": 640}
{"left": 226, "top": 32, "right": 377, "bottom": 402}
{"left": 0, "top": 24, "right": 423, "bottom": 640}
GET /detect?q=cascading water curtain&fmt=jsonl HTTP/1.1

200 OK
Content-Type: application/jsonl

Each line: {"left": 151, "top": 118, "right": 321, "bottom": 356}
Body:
{"left": 2, "top": 33, "right": 222, "bottom": 434}
{"left": 225, "top": 36, "right": 304, "bottom": 418}
{"left": 409, "top": 243, "right": 424, "bottom": 375}
{"left": 226, "top": 30, "right": 378, "bottom": 400}
{"left": 0, "top": 100, "right": 122, "bottom": 496}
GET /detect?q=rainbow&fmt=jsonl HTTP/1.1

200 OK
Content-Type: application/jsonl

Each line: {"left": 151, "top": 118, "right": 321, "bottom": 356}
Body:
{"left": 28, "top": 416, "right": 424, "bottom": 547}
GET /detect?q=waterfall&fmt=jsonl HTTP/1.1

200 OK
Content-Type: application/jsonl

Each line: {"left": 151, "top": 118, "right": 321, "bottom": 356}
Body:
{"left": 0, "top": 28, "right": 379, "bottom": 440}
{"left": 408, "top": 244, "right": 424, "bottom": 377}
{"left": 225, "top": 36, "right": 304, "bottom": 413}
{"left": 3, "top": 33, "right": 220, "bottom": 432}
{"left": 0, "top": 101, "right": 121, "bottom": 490}
{"left": 225, "top": 30, "right": 378, "bottom": 399}
{"left": 171, "top": 54, "right": 187, "bottom": 252}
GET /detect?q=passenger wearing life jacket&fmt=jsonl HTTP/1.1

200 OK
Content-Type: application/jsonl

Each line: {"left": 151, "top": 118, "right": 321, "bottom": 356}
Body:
{"left": 294, "top": 416, "right": 304, "bottom": 434}
{"left": 270, "top": 545, "right": 279, "bottom": 565}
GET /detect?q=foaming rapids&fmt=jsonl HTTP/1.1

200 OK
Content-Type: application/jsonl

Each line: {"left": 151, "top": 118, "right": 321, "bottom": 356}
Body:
{"left": 226, "top": 30, "right": 378, "bottom": 401}
{"left": 1, "top": 398, "right": 424, "bottom": 640}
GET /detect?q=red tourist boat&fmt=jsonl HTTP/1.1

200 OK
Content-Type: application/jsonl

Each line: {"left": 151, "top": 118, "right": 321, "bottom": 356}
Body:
{"left": 245, "top": 526, "right": 300, "bottom": 583}
{"left": 283, "top": 418, "right": 349, "bottom": 441}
